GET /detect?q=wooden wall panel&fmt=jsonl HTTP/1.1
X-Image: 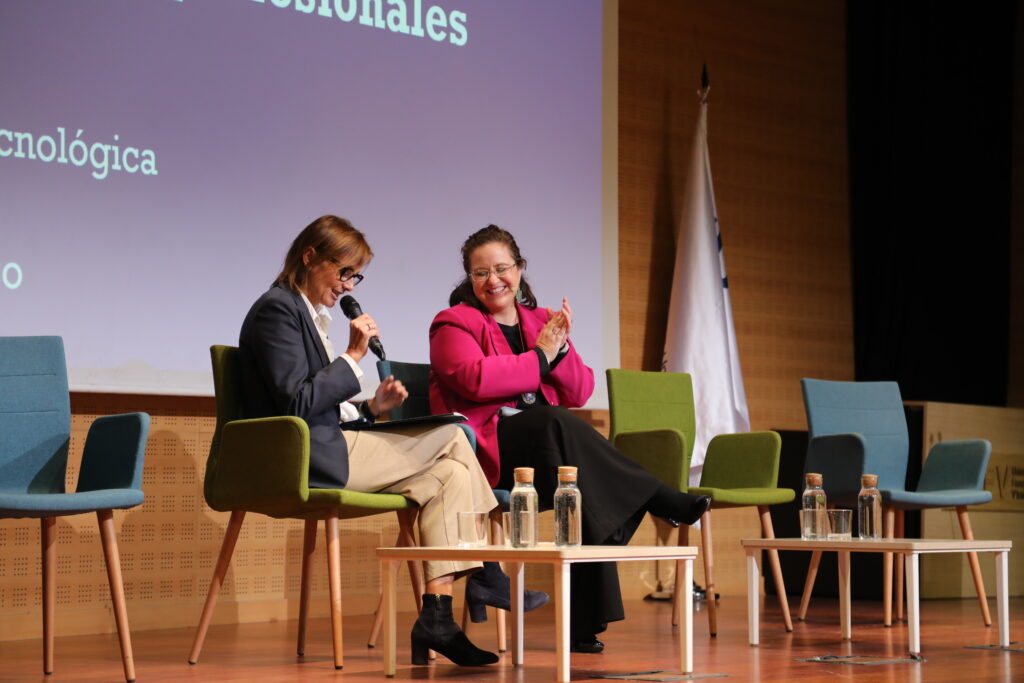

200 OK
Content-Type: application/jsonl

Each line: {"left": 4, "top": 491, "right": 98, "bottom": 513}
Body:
{"left": 619, "top": 0, "right": 853, "bottom": 432}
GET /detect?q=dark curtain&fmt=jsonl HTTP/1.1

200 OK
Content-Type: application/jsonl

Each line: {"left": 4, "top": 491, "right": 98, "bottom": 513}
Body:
{"left": 848, "top": 2, "right": 1016, "bottom": 405}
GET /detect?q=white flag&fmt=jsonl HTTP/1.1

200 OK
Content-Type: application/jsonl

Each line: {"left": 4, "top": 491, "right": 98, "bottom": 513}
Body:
{"left": 662, "top": 93, "right": 750, "bottom": 486}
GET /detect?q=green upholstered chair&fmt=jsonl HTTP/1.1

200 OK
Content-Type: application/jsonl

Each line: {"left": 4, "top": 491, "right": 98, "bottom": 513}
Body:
{"left": 375, "top": 359, "right": 507, "bottom": 652}
{"left": 188, "top": 346, "right": 421, "bottom": 670}
{"left": 606, "top": 369, "right": 794, "bottom": 637}
{"left": 689, "top": 431, "right": 794, "bottom": 635}
{"left": 0, "top": 336, "right": 149, "bottom": 682}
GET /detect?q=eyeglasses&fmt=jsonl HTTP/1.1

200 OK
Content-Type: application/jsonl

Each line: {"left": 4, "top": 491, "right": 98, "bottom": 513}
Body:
{"left": 337, "top": 266, "right": 364, "bottom": 285}
{"left": 469, "top": 263, "right": 517, "bottom": 281}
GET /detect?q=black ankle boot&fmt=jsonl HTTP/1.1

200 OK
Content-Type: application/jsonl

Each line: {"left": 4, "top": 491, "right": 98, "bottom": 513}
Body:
{"left": 647, "top": 486, "right": 712, "bottom": 527}
{"left": 410, "top": 594, "right": 498, "bottom": 666}
{"left": 465, "top": 562, "right": 550, "bottom": 623}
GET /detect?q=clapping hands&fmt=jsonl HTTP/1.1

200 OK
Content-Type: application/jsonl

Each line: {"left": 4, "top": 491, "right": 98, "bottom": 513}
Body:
{"left": 536, "top": 298, "right": 573, "bottom": 363}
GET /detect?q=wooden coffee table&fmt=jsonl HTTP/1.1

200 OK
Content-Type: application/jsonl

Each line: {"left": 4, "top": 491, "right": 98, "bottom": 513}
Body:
{"left": 741, "top": 538, "right": 1012, "bottom": 656}
{"left": 377, "top": 543, "right": 699, "bottom": 681}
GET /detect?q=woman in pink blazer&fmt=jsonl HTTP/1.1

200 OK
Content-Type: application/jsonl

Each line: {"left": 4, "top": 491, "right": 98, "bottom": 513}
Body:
{"left": 429, "top": 225, "right": 710, "bottom": 653}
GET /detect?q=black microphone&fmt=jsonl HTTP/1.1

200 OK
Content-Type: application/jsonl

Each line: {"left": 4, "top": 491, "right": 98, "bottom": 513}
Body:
{"left": 339, "top": 295, "right": 386, "bottom": 360}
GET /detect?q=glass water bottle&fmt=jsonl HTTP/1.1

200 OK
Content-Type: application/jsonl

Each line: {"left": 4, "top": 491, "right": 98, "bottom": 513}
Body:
{"left": 553, "top": 466, "right": 581, "bottom": 547}
{"left": 801, "top": 473, "right": 827, "bottom": 540}
{"left": 510, "top": 467, "right": 538, "bottom": 548}
{"left": 858, "top": 474, "right": 882, "bottom": 540}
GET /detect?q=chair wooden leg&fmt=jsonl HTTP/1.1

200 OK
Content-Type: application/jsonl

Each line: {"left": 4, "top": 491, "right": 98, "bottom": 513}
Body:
{"left": 700, "top": 510, "right": 718, "bottom": 637}
{"left": 957, "top": 506, "right": 992, "bottom": 627}
{"left": 369, "top": 509, "right": 424, "bottom": 650}
{"left": 797, "top": 551, "right": 821, "bottom": 621}
{"left": 672, "top": 524, "right": 690, "bottom": 627}
{"left": 97, "top": 510, "right": 136, "bottom": 682}
{"left": 189, "top": 510, "right": 245, "bottom": 664}
{"left": 399, "top": 510, "right": 436, "bottom": 661}
{"left": 461, "top": 513, "right": 509, "bottom": 652}
{"left": 883, "top": 506, "right": 895, "bottom": 627}
{"left": 297, "top": 519, "right": 317, "bottom": 656}
{"left": 461, "top": 596, "right": 472, "bottom": 630}
{"left": 758, "top": 506, "right": 793, "bottom": 632}
{"left": 41, "top": 517, "right": 56, "bottom": 676}
{"left": 325, "top": 512, "right": 344, "bottom": 670}
{"left": 397, "top": 509, "right": 425, "bottom": 607}
{"left": 895, "top": 509, "right": 905, "bottom": 622}
{"left": 490, "top": 511, "right": 507, "bottom": 653}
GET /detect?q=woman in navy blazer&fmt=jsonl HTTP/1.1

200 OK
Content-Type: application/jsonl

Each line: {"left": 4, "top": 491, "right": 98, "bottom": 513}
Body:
{"left": 238, "top": 215, "right": 501, "bottom": 667}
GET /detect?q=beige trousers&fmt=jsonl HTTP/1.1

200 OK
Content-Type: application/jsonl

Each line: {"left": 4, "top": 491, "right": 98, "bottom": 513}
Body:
{"left": 343, "top": 423, "right": 497, "bottom": 582}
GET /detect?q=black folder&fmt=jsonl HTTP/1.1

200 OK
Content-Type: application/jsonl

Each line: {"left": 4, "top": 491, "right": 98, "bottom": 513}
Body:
{"left": 340, "top": 412, "right": 467, "bottom": 431}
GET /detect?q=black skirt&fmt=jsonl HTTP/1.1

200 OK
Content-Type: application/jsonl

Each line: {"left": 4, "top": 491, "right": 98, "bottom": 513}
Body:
{"left": 496, "top": 405, "right": 661, "bottom": 635}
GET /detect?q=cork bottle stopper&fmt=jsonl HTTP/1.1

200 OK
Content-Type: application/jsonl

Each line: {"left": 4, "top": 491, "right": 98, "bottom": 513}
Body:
{"left": 557, "top": 466, "right": 577, "bottom": 483}
{"left": 514, "top": 467, "right": 534, "bottom": 483}
{"left": 861, "top": 474, "right": 878, "bottom": 487}
{"left": 805, "top": 473, "right": 823, "bottom": 487}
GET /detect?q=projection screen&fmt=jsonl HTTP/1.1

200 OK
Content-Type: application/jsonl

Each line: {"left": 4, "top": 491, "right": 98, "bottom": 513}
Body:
{"left": 0, "top": 0, "right": 618, "bottom": 405}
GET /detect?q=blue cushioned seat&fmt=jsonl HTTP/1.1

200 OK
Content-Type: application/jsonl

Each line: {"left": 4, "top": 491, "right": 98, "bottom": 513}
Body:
{"left": 0, "top": 489, "right": 144, "bottom": 515}
{"left": 491, "top": 487, "right": 511, "bottom": 509}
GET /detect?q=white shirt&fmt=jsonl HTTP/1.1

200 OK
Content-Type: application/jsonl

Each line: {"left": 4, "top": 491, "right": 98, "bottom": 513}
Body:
{"left": 299, "top": 293, "right": 362, "bottom": 422}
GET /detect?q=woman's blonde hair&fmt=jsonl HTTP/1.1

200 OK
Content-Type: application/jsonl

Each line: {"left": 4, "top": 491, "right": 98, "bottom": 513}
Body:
{"left": 274, "top": 215, "right": 372, "bottom": 292}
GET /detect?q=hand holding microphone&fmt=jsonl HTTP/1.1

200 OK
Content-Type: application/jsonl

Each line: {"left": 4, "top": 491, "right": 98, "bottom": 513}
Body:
{"left": 339, "top": 295, "right": 386, "bottom": 362}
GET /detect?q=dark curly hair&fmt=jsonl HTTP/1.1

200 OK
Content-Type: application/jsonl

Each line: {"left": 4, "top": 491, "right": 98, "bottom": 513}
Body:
{"left": 448, "top": 225, "right": 538, "bottom": 312}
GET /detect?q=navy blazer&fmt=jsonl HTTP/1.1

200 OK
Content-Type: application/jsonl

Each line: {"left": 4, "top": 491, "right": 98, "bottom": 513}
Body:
{"left": 238, "top": 283, "right": 360, "bottom": 489}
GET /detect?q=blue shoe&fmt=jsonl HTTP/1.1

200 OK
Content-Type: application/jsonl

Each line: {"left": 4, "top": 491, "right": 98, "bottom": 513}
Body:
{"left": 465, "top": 562, "right": 549, "bottom": 623}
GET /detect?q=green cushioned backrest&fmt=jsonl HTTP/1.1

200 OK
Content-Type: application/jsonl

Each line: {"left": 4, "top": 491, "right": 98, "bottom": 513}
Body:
{"left": 377, "top": 359, "right": 431, "bottom": 420}
{"left": 0, "top": 336, "right": 71, "bottom": 495}
{"left": 700, "top": 431, "right": 782, "bottom": 489}
{"left": 207, "top": 345, "right": 243, "bottom": 505}
{"left": 606, "top": 369, "right": 696, "bottom": 462}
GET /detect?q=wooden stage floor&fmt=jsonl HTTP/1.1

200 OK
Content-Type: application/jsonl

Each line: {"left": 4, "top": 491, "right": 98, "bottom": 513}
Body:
{"left": 1, "top": 594, "right": 1020, "bottom": 682}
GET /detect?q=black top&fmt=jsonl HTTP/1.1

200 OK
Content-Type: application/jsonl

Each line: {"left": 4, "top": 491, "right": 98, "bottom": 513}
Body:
{"left": 497, "top": 322, "right": 570, "bottom": 410}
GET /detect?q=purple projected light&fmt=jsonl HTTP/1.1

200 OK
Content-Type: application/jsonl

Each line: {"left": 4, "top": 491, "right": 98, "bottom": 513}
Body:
{"left": 0, "top": 0, "right": 604, "bottom": 396}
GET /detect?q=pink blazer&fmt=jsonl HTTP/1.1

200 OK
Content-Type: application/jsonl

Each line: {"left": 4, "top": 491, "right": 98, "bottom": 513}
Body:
{"left": 429, "top": 303, "right": 595, "bottom": 487}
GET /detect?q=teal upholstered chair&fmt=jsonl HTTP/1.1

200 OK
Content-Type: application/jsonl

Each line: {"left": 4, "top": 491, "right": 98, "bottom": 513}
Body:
{"left": 377, "top": 359, "right": 478, "bottom": 451}
{"left": 375, "top": 359, "right": 507, "bottom": 651}
{"left": 188, "top": 346, "right": 421, "bottom": 670}
{"left": 606, "top": 369, "right": 794, "bottom": 637}
{"left": 0, "top": 336, "right": 149, "bottom": 682}
{"left": 799, "top": 378, "right": 993, "bottom": 627}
